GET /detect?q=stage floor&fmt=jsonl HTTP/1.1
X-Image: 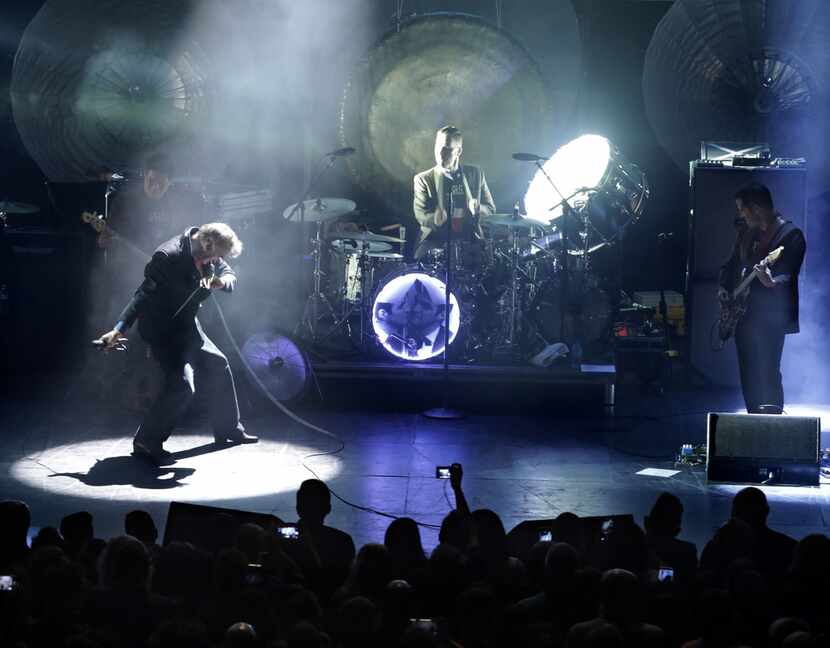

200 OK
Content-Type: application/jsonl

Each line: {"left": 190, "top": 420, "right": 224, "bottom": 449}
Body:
{"left": 2, "top": 375, "right": 830, "bottom": 553}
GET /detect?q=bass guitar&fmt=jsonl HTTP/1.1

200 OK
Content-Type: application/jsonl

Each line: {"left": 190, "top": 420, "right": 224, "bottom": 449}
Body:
{"left": 715, "top": 245, "right": 784, "bottom": 346}
{"left": 81, "top": 211, "right": 149, "bottom": 261}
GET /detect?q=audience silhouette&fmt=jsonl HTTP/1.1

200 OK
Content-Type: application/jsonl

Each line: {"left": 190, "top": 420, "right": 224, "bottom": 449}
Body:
{"left": 0, "top": 480, "right": 825, "bottom": 647}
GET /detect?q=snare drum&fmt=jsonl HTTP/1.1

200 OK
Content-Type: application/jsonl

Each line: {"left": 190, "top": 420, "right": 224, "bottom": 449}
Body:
{"left": 330, "top": 243, "right": 404, "bottom": 306}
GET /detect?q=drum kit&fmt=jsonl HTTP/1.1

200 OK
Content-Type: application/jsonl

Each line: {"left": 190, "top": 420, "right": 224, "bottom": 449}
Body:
{"left": 287, "top": 136, "right": 650, "bottom": 365}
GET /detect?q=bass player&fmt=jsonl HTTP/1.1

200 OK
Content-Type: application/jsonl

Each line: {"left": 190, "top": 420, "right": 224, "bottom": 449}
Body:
{"left": 718, "top": 183, "right": 805, "bottom": 414}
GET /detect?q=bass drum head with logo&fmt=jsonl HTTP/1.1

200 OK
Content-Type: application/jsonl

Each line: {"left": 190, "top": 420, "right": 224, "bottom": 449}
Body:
{"left": 371, "top": 269, "right": 460, "bottom": 361}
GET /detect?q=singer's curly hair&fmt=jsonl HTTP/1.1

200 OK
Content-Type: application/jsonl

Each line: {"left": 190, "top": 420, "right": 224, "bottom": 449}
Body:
{"left": 197, "top": 222, "right": 243, "bottom": 259}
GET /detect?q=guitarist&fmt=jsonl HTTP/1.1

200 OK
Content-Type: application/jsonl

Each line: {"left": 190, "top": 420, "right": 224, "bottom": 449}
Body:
{"left": 91, "top": 153, "right": 206, "bottom": 325}
{"left": 718, "top": 183, "right": 806, "bottom": 414}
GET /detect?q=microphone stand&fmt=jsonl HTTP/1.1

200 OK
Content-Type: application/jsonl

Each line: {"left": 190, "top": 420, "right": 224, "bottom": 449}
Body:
{"left": 533, "top": 159, "right": 578, "bottom": 363}
{"left": 424, "top": 167, "right": 464, "bottom": 420}
{"left": 101, "top": 179, "right": 117, "bottom": 265}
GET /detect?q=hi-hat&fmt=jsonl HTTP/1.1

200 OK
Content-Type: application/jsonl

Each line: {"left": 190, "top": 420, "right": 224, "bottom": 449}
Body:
{"left": 327, "top": 230, "right": 405, "bottom": 244}
{"left": 282, "top": 198, "right": 356, "bottom": 222}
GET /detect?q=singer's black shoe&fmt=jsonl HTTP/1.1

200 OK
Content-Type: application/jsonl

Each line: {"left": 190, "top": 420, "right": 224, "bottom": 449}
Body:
{"left": 132, "top": 441, "right": 176, "bottom": 465}
{"left": 214, "top": 430, "right": 258, "bottom": 445}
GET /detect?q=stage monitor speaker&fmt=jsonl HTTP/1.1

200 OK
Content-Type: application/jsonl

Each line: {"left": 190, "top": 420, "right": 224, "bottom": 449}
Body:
{"left": 164, "top": 501, "right": 285, "bottom": 554}
{"left": 688, "top": 165, "right": 807, "bottom": 385}
{"left": 706, "top": 413, "right": 819, "bottom": 486}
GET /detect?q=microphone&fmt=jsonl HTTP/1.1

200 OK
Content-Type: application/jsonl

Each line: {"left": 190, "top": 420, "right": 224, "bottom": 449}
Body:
{"left": 326, "top": 147, "right": 356, "bottom": 157}
{"left": 512, "top": 152, "right": 549, "bottom": 162}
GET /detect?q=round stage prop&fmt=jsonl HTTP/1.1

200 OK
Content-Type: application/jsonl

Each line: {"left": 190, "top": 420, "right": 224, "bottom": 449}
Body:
{"left": 11, "top": 0, "right": 246, "bottom": 182}
{"left": 241, "top": 332, "right": 310, "bottom": 403}
{"left": 372, "top": 272, "right": 460, "bottom": 361}
{"left": 643, "top": 0, "right": 830, "bottom": 195}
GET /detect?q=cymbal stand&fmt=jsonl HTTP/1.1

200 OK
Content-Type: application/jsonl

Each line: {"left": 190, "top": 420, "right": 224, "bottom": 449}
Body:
{"left": 287, "top": 153, "right": 340, "bottom": 343}
{"left": 533, "top": 160, "right": 579, "bottom": 353}
{"left": 492, "top": 224, "right": 531, "bottom": 358}
{"left": 506, "top": 224, "right": 522, "bottom": 348}
{"left": 296, "top": 219, "right": 338, "bottom": 341}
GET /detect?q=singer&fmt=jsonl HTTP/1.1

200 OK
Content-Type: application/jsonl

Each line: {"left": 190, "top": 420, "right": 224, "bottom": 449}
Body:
{"left": 412, "top": 125, "right": 495, "bottom": 259}
{"left": 95, "top": 223, "right": 257, "bottom": 464}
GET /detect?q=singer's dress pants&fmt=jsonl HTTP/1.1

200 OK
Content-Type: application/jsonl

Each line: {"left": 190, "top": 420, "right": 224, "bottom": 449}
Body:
{"left": 134, "top": 318, "right": 243, "bottom": 448}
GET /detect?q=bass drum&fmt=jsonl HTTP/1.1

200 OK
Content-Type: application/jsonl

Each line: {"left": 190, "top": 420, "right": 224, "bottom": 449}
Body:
{"left": 371, "top": 266, "right": 461, "bottom": 361}
{"left": 525, "top": 276, "right": 613, "bottom": 354}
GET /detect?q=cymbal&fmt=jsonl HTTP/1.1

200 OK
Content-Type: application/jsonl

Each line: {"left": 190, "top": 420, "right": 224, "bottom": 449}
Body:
{"left": 282, "top": 198, "right": 356, "bottom": 222}
{"left": 330, "top": 238, "right": 393, "bottom": 255}
{"left": 482, "top": 214, "right": 538, "bottom": 230}
{"left": 328, "top": 230, "right": 405, "bottom": 244}
{"left": 0, "top": 201, "right": 39, "bottom": 214}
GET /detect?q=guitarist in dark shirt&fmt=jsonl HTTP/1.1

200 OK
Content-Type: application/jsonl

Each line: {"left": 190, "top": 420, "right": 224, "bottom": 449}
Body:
{"left": 718, "top": 183, "right": 806, "bottom": 414}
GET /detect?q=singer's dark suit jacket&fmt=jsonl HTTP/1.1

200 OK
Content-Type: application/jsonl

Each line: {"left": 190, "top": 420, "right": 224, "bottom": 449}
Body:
{"left": 117, "top": 228, "right": 236, "bottom": 346}
{"left": 412, "top": 164, "right": 495, "bottom": 256}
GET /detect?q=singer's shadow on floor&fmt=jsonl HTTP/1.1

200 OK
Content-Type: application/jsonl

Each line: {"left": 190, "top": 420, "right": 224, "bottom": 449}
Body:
{"left": 48, "top": 442, "right": 226, "bottom": 489}
{"left": 51, "top": 457, "right": 194, "bottom": 490}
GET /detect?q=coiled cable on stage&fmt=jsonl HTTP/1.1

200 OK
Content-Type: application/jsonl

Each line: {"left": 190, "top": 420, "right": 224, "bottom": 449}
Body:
{"left": 209, "top": 295, "right": 441, "bottom": 529}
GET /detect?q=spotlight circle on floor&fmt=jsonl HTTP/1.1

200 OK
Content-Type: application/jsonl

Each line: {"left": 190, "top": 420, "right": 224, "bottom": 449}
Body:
{"left": 524, "top": 134, "right": 611, "bottom": 224}
{"left": 10, "top": 435, "right": 341, "bottom": 502}
{"left": 372, "top": 272, "right": 460, "bottom": 361}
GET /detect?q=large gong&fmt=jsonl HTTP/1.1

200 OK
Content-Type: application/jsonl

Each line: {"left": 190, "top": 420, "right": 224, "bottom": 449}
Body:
{"left": 11, "top": 0, "right": 245, "bottom": 182}
{"left": 339, "top": 13, "right": 559, "bottom": 216}
{"left": 643, "top": 0, "right": 830, "bottom": 195}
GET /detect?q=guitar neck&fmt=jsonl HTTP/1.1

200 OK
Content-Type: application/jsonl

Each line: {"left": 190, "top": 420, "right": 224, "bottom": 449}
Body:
{"left": 731, "top": 268, "right": 760, "bottom": 298}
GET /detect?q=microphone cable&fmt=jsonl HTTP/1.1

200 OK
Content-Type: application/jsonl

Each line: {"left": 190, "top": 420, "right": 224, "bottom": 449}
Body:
{"left": 209, "top": 294, "right": 441, "bottom": 529}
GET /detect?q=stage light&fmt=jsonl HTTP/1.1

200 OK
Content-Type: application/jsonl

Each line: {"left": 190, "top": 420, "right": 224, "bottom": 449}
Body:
{"left": 372, "top": 272, "right": 460, "bottom": 361}
{"left": 10, "top": 435, "right": 341, "bottom": 502}
{"left": 524, "top": 134, "right": 611, "bottom": 224}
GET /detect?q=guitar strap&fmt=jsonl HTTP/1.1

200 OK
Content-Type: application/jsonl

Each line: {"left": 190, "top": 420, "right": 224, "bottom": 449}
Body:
{"left": 768, "top": 220, "right": 795, "bottom": 283}
{"left": 769, "top": 220, "right": 795, "bottom": 250}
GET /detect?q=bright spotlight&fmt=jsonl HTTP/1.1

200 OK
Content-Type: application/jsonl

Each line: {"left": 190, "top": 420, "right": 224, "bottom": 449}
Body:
{"left": 372, "top": 272, "right": 460, "bottom": 361}
{"left": 524, "top": 134, "right": 611, "bottom": 224}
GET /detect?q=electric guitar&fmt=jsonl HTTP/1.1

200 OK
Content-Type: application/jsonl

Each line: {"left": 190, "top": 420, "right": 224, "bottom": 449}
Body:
{"left": 80, "top": 211, "right": 149, "bottom": 261}
{"left": 716, "top": 245, "right": 784, "bottom": 345}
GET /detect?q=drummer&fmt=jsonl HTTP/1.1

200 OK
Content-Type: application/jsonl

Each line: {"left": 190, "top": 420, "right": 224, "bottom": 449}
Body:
{"left": 412, "top": 125, "right": 496, "bottom": 260}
